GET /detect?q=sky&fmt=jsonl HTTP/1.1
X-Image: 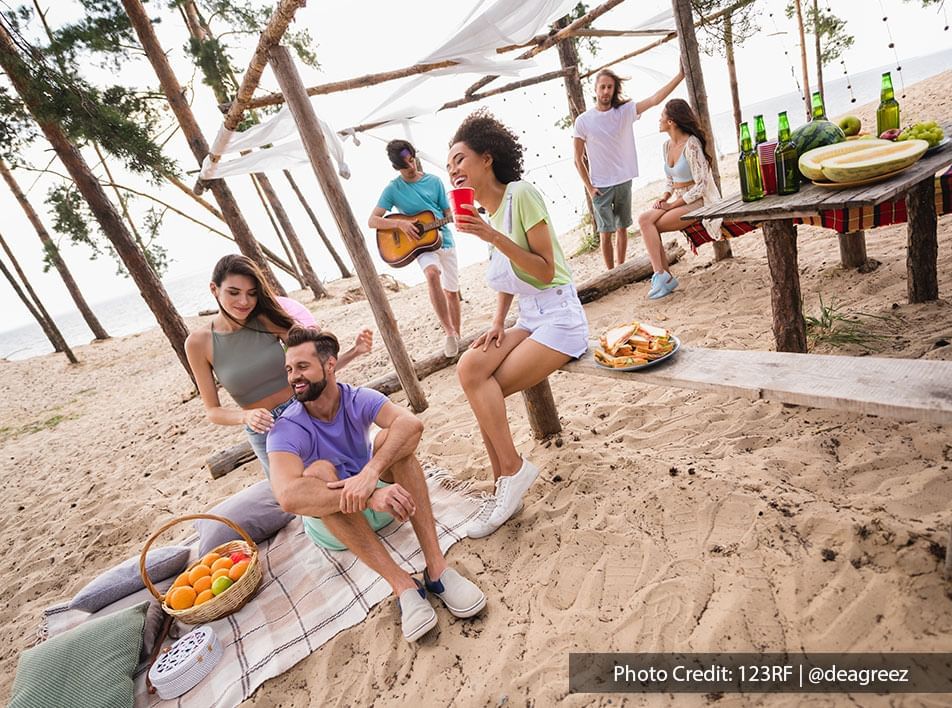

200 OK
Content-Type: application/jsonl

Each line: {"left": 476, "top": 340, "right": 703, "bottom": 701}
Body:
{"left": 0, "top": 0, "right": 950, "bottom": 334}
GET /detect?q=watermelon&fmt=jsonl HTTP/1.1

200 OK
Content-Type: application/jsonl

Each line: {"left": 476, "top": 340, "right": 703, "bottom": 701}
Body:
{"left": 791, "top": 119, "right": 845, "bottom": 158}
{"left": 798, "top": 139, "right": 893, "bottom": 181}
{"left": 819, "top": 139, "right": 928, "bottom": 182}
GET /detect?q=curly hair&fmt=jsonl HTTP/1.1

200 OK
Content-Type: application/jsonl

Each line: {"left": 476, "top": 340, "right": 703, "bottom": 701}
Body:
{"left": 449, "top": 108, "right": 524, "bottom": 184}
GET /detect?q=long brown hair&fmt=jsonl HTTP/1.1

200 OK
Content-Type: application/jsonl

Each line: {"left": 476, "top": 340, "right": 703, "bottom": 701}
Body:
{"left": 594, "top": 69, "right": 630, "bottom": 109}
{"left": 211, "top": 254, "right": 293, "bottom": 331}
{"left": 664, "top": 98, "right": 714, "bottom": 168}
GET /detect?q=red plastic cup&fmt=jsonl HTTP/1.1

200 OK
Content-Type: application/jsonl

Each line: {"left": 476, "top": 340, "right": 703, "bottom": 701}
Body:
{"left": 758, "top": 141, "right": 778, "bottom": 195}
{"left": 448, "top": 187, "right": 475, "bottom": 219}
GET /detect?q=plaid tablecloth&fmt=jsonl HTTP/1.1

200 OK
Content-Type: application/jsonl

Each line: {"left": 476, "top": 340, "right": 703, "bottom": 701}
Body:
{"left": 681, "top": 166, "right": 952, "bottom": 253}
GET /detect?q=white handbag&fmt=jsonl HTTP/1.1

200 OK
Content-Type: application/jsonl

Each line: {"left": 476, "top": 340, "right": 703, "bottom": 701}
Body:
{"left": 148, "top": 625, "right": 223, "bottom": 700}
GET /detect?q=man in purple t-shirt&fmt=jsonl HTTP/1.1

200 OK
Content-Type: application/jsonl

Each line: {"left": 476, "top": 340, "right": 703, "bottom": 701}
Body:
{"left": 267, "top": 326, "right": 486, "bottom": 642}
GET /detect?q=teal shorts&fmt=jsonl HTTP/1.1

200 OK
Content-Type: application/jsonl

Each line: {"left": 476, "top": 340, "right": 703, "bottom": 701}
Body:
{"left": 592, "top": 181, "right": 633, "bottom": 232}
{"left": 303, "top": 480, "right": 395, "bottom": 551}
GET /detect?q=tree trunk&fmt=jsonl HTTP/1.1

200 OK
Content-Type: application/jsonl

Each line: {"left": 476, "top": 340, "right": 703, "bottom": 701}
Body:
{"left": 906, "top": 178, "right": 938, "bottom": 303}
{"left": 0, "top": 158, "right": 109, "bottom": 339}
{"left": 555, "top": 16, "right": 597, "bottom": 239}
{"left": 93, "top": 142, "right": 154, "bottom": 273}
{"left": 762, "top": 219, "right": 806, "bottom": 353}
{"left": 269, "top": 45, "right": 428, "bottom": 413}
{"left": 812, "top": 0, "right": 823, "bottom": 100}
{"left": 0, "top": 255, "right": 76, "bottom": 362}
{"left": 0, "top": 24, "right": 193, "bottom": 381}
{"left": 794, "top": 0, "right": 812, "bottom": 120}
{"left": 283, "top": 170, "right": 352, "bottom": 279}
{"left": 120, "top": 0, "right": 286, "bottom": 296}
{"left": 724, "top": 13, "right": 742, "bottom": 137}
{"left": 672, "top": 0, "right": 732, "bottom": 260}
{"left": 838, "top": 230, "right": 867, "bottom": 269}
{"left": 254, "top": 172, "right": 328, "bottom": 299}
{"left": 521, "top": 379, "right": 563, "bottom": 439}
{"left": 250, "top": 172, "right": 305, "bottom": 287}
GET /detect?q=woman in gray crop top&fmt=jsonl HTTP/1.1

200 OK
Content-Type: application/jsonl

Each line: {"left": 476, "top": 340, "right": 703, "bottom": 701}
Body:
{"left": 636, "top": 99, "right": 722, "bottom": 300}
{"left": 185, "top": 255, "right": 371, "bottom": 474}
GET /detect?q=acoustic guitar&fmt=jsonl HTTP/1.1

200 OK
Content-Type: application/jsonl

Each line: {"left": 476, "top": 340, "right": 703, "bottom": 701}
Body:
{"left": 376, "top": 210, "right": 452, "bottom": 268}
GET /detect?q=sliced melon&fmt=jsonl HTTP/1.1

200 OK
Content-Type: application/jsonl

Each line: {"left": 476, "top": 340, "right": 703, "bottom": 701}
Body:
{"left": 798, "top": 139, "right": 893, "bottom": 181}
{"left": 819, "top": 139, "right": 929, "bottom": 182}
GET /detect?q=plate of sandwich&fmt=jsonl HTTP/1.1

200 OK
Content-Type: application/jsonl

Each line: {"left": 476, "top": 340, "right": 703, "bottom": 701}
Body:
{"left": 593, "top": 321, "right": 680, "bottom": 371}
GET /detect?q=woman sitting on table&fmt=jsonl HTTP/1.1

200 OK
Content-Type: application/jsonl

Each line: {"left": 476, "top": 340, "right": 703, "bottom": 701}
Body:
{"left": 637, "top": 98, "right": 722, "bottom": 299}
{"left": 448, "top": 109, "right": 589, "bottom": 539}
{"left": 185, "top": 254, "right": 372, "bottom": 476}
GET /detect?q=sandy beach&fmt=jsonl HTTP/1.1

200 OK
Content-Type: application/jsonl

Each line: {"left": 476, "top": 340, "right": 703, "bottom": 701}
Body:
{"left": 1, "top": 71, "right": 950, "bottom": 706}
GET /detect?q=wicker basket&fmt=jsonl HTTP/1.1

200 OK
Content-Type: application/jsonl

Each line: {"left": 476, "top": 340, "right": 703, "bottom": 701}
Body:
{"left": 140, "top": 513, "right": 262, "bottom": 625}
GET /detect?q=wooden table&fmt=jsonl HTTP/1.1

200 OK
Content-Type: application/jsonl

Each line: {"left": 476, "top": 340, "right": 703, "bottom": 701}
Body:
{"left": 685, "top": 139, "right": 952, "bottom": 352}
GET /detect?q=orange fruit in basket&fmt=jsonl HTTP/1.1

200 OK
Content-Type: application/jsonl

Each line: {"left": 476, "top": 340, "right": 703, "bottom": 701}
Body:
{"left": 172, "top": 572, "right": 191, "bottom": 589}
{"left": 211, "top": 557, "right": 234, "bottom": 572}
{"left": 193, "top": 575, "right": 213, "bottom": 594}
{"left": 168, "top": 586, "right": 197, "bottom": 610}
{"left": 194, "top": 589, "right": 215, "bottom": 606}
{"left": 201, "top": 552, "right": 221, "bottom": 567}
{"left": 188, "top": 564, "right": 212, "bottom": 585}
{"left": 229, "top": 559, "right": 250, "bottom": 582}
{"left": 212, "top": 568, "right": 231, "bottom": 582}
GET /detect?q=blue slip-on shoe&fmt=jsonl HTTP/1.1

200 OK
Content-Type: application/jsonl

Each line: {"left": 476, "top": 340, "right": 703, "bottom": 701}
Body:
{"left": 424, "top": 567, "right": 487, "bottom": 618}
{"left": 648, "top": 273, "right": 679, "bottom": 300}
{"left": 398, "top": 580, "right": 437, "bottom": 641}
{"left": 647, "top": 271, "right": 666, "bottom": 298}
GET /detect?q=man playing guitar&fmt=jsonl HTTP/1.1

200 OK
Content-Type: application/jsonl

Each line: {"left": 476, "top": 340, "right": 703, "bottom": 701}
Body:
{"left": 368, "top": 140, "right": 462, "bottom": 357}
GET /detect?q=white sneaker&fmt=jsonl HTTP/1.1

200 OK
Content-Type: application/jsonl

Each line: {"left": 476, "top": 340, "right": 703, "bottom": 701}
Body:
{"left": 398, "top": 583, "right": 438, "bottom": 642}
{"left": 466, "top": 458, "right": 538, "bottom": 538}
{"left": 444, "top": 334, "right": 460, "bottom": 358}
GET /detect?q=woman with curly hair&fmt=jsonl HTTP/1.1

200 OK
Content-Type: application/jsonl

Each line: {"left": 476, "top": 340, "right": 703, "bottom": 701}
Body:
{"left": 447, "top": 109, "right": 589, "bottom": 538}
{"left": 637, "top": 98, "right": 722, "bottom": 299}
{"left": 185, "top": 254, "right": 372, "bottom": 476}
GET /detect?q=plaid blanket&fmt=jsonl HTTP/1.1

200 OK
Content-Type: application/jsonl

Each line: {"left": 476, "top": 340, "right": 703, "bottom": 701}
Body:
{"left": 39, "top": 468, "right": 488, "bottom": 707}
{"left": 681, "top": 165, "right": 952, "bottom": 253}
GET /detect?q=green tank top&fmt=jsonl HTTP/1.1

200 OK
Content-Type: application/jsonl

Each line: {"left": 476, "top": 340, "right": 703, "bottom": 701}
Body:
{"left": 211, "top": 318, "right": 287, "bottom": 407}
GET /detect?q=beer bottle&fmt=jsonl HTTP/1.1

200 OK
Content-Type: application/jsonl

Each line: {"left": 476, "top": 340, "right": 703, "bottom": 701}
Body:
{"left": 738, "top": 122, "right": 765, "bottom": 202}
{"left": 754, "top": 114, "right": 768, "bottom": 145}
{"left": 811, "top": 91, "right": 827, "bottom": 121}
{"left": 774, "top": 111, "right": 800, "bottom": 194}
{"left": 876, "top": 72, "right": 900, "bottom": 136}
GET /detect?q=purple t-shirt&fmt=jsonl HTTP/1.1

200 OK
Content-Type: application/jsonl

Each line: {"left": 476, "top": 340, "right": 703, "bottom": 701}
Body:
{"left": 266, "top": 383, "right": 388, "bottom": 479}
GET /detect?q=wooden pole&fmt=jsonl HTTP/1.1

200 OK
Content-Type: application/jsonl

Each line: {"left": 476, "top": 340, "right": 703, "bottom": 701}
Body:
{"left": 906, "top": 178, "right": 938, "bottom": 303}
{"left": 724, "top": 13, "right": 742, "bottom": 137}
{"left": 283, "top": 170, "right": 352, "bottom": 279}
{"left": 120, "top": 0, "right": 286, "bottom": 296}
{"left": 762, "top": 219, "right": 807, "bottom": 353}
{"left": 255, "top": 171, "right": 329, "bottom": 299}
{"left": 0, "top": 23, "right": 194, "bottom": 380}
{"left": 812, "top": 0, "right": 824, "bottom": 101}
{"left": 522, "top": 380, "right": 562, "bottom": 439}
{"left": 794, "top": 0, "right": 812, "bottom": 121}
{"left": 268, "top": 45, "right": 428, "bottom": 412}
{"left": 250, "top": 172, "right": 303, "bottom": 286}
{"left": 671, "top": 0, "right": 732, "bottom": 262}
{"left": 838, "top": 231, "right": 867, "bottom": 270}
{"left": 0, "top": 158, "right": 109, "bottom": 340}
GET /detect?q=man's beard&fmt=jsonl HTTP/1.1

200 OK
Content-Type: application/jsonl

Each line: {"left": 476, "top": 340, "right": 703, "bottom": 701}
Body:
{"left": 293, "top": 377, "right": 328, "bottom": 402}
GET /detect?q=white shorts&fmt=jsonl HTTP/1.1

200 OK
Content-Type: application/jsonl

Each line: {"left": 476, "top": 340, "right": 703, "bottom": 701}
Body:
{"left": 515, "top": 283, "right": 589, "bottom": 359}
{"left": 416, "top": 247, "right": 459, "bottom": 293}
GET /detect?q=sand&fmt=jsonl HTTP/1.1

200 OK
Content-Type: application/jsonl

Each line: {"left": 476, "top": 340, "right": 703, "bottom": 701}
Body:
{"left": 1, "top": 72, "right": 950, "bottom": 706}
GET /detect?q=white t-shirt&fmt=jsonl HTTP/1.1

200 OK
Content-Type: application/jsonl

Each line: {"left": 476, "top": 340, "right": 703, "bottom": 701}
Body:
{"left": 573, "top": 101, "right": 640, "bottom": 188}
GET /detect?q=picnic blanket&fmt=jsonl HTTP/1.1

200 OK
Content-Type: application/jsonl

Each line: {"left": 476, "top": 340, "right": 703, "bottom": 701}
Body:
{"left": 39, "top": 467, "right": 488, "bottom": 707}
{"left": 681, "top": 165, "right": 952, "bottom": 253}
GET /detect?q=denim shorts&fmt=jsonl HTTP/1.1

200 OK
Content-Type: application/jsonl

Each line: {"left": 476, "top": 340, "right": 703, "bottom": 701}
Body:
{"left": 245, "top": 397, "right": 295, "bottom": 477}
{"left": 592, "top": 181, "right": 633, "bottom": 232}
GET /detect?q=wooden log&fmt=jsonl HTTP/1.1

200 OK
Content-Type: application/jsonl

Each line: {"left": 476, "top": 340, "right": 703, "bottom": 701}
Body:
{"left": 906, "top": 178, "right": 938, "bottom": 303}
{"left": 522, "top": 379, "right": 562, "bottom": 439}
{"left": 269, "top": 46, "right": 429, "bottom": 413}
{"left": 0, "top": 254, "right": 75, "bottom": 361}
{"left": 793, "top": 0, "right": 811, "bottom": 121}
{"left": 712, "top": 239, "right": 733, "bottom": 261}
{"left": 208, "top": 444, "right": 258, "bottom": 479}
{"left": 762, "top": 219, "right": 806, "bottom": 353}
{"left": 581, "top": 32, "right": 677, "bottom": 79}
{"left": 577, "top": 240, "right": 684, "bottom": 303}
{"left": 284, "top": 170, "right": 352, "bottom": 279}
{"left": 251, "top": 172, "right": 304, "bottom": 287}
{"left": 838, "top": 230, "right": 867, "bottom": 269}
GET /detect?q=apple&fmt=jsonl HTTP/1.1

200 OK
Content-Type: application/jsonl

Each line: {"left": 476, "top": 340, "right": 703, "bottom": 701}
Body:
{"left": 212, "top": 576, "right": 234, "bottom": 595}
{"left": 879, "top": 128, "right": 901, "bottom": 141}
{"left": 838, "top": 115, "right": 861, "bottom": 137}
{"left": 230, "top": 552, "right": 249, "bottom": 564}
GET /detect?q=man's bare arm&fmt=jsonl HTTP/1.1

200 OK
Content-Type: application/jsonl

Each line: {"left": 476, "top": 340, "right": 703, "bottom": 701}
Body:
{"left": 270, "top": 453, "right": 343, "bottom": 517}
{"left": 363, "top": 402, "right": 424, "bottom": 480}
{"left": 635, "top": 68, "right": 685, "bottom": 115}
{"left": 573, "top": 137, "right": 599, "bottom": 198}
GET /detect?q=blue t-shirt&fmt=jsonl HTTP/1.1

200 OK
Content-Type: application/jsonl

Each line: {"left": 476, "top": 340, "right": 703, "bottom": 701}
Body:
{"left": 266, "top": 383, "right": 388, "bottom": 479}
{"left": 376, "top": 173, "right": 454, "bottom": 248}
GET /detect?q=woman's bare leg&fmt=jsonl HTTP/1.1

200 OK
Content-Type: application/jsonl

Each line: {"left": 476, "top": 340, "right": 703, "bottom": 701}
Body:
{"left": 637, "top": 208, "right": 669, "bottom": 273}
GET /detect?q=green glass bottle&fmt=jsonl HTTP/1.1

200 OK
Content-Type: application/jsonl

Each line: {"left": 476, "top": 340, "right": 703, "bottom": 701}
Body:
{"left": 754, "top": 114, "right": 768, "bottom": 145}
{"left": 738, "top": 122, "right": 764, "bottom": 202}
{"left": 811, "top": 91, "right": 826, "bottom": 120}
{"left": 774, "top": 111, "right": 800, "bottom": 194}
{"left": 876, "top": 72, "right": 900, "bottom": 136}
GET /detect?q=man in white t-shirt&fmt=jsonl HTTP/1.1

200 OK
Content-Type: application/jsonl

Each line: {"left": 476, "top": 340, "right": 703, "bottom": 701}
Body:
{"left": 573, "top": 67, "right": 684, "bottom": 270}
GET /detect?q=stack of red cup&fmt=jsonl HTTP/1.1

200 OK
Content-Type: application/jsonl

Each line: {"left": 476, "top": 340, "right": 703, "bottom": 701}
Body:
{"left": 758, "top": 141, "right": 778, "bottom": 195}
